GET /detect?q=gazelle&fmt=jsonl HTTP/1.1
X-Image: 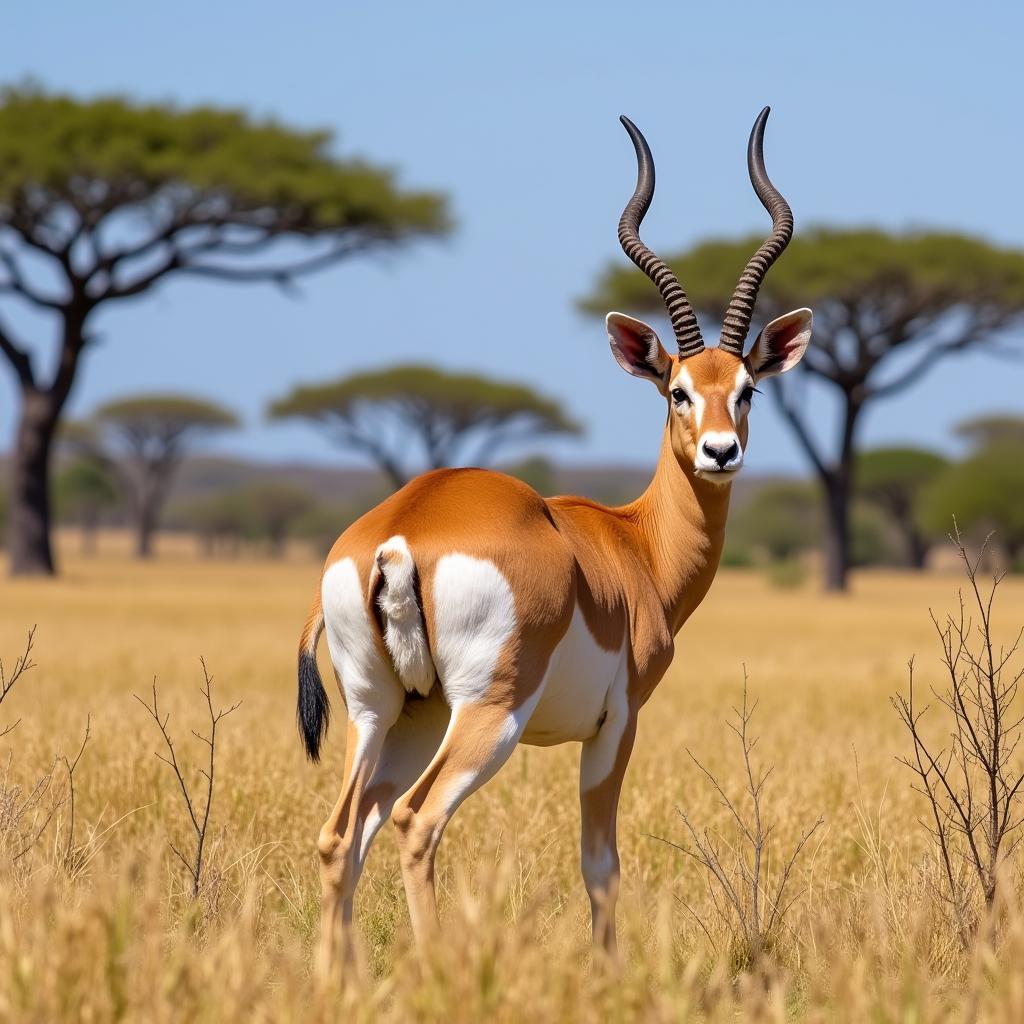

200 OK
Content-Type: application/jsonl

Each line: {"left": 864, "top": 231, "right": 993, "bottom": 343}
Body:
{"left": 297, "top": 107, "right": 812, "bottom": 968}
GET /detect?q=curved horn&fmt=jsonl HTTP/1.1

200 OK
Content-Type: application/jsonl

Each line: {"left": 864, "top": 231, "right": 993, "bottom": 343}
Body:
{"left": 617, "top": 116, "right": 704, "bottom": 358}
{"left": 718, "top": 106, "right": 794, "bottom": 357}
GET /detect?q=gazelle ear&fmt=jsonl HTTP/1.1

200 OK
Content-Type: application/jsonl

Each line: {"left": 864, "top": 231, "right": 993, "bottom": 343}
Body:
{"left": 748, "top": 308, "right": 812, "bottom": 378}
{"left": 606, "top": 312, "right": 672, "bottom": 388}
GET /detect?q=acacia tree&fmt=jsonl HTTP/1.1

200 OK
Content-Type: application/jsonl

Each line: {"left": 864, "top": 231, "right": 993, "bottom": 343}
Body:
{"left": 93, "top": 395, "right": 238, "bottom": 558}
{"left": 730, "top": 481, "right": 821, "bottom": 563}
{"left": 955, "top": 413, "right": 1024, "bottom": 448}
{"left": 177, "top": 492, "right": 255, "bottom": 558}
{"left": 581, "top": 229, "right": 1024, "bottom": 590}
{"left": 241, "top": 483, "right": 317, "bottom": 557}
{"left": 0, "top": 87, "right": 449, "bottom": 575}
{"left": 919, "top": 442, "right": 1024, "bottom": 567}
{"left": 856, "top": 447, "right": 948, "bottom": 568}
{"left": 268, "top": 364, "right": 582, "bottom": 489}
{"left": 54, "top": 454, "right": 119, "bottom": 555}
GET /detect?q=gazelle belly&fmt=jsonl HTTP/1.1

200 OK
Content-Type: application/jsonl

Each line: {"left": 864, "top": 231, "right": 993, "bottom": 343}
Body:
{"left": 521, "top": 605, "right": 626, "bottom": 746}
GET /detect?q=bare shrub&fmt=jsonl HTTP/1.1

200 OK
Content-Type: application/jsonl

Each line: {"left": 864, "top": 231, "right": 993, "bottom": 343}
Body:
{"left": 0, "top": 626, "right": 62, "bottom": 867}
{"left": 0, "top": 625, "right": 36, "bottom": 739}
{"left": 59, "top": 715, "right": 91, "bottom": 875}
{"left": 892, "top": 526, "right": 1024, "bottom": 945}
{"left": 655, "top": 673, "right": 824, "bottom": 968}
{"left": 0, "top": 752, "right": 60, "bottom": 865}
{"left": 135, "top": 658, "right": 240, "bottom": 899}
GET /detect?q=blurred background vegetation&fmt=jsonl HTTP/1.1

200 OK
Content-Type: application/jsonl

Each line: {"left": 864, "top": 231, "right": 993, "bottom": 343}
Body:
{"left": 1, "top": 86, "right": 1022, "bottom": 587}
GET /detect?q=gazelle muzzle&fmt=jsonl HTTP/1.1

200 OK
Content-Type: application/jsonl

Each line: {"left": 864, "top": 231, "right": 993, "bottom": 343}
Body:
{"left": 695, "top": 431, "right": 743, "bottom": 476}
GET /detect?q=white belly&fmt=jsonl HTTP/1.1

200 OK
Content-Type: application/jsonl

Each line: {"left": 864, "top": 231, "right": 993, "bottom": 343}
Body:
{"left": 521, "top": 605, "right": 625, "bottom": 745}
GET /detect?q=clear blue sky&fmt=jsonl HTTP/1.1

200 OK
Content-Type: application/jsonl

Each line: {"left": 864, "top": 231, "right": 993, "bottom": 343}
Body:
{"left": 1, "top": 1, "right": 1022, "bottom": 475}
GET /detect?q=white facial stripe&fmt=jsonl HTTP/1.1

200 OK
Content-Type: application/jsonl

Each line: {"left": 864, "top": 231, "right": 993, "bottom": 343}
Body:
{"left": 728, "top": 364, "right": 754, "bottom": 421}
{"left": 671, "top": 367, "right": 705, "bottom": 428}
{"left": 694, "top": 366, "right": 748, "bottom": 475}
{"left": 674, "top": 365, "right": 752, "bottom": 430}
{"left": 673, "top": 364, "right": 751, "bottom": 477}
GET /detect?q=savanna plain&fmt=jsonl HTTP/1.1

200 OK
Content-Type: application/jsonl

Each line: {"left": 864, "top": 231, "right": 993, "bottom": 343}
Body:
{"left": 2, "top": 534, "right": 1024, "bottom": 1022}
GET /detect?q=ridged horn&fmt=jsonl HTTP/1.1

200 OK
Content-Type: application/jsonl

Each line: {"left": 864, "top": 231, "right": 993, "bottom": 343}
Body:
{"left": 718, "top": 106, "right": 794, "bottom": 356}
{"left": 617, "top": 115, "right": 705, "bottom": 358}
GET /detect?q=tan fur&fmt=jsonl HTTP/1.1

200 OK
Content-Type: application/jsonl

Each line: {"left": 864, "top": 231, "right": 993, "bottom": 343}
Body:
{"left": 299, "top": 591, "right": 324, "bottom": 655}
{"left": 308, "top": 344, "right": 766, "bottom": 968}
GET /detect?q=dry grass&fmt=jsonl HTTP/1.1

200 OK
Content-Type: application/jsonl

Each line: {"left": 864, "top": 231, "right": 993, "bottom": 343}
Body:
{"left": 1, "top": 535, "right": 1024, "bottom": 1021}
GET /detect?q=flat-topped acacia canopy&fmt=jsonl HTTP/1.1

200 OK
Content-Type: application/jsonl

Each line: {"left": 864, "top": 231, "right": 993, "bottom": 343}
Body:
{"left": 581, "top": 228, "right": 1024, "bottom": 590}
{"left": 0, "top": 86, "right": 451, "bottom": 575}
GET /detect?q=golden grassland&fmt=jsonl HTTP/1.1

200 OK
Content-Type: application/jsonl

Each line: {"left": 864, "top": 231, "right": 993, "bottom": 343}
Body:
{"left": 2, "top": 530, "right": 1024, "bottom": 1021}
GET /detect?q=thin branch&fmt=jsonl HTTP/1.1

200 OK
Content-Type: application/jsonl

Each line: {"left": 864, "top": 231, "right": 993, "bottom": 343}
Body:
{"left": 0, "top": 247, "right": 65, "bottom": 310}
{"left": 653, "top": 672, "right": 823, "bottom": 966}
{"left": 134, "top": 660, "right": 240, "bottom": 898}
{"left": 60, "top": 715, "right": 91, "bottom": 871}
{"left": 893, "top": 521, "right": 1024, "bottom": 941}
{"left": 0, "top": 626, "right": 37, "bottom": 738}
{"left": 769, "top": 377, "right": 830, "bottom": 480}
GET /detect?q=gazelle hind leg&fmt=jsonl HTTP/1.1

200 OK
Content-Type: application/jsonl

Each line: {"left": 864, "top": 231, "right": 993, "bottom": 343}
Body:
{"left": 317, "top": 555, "right": 409, "bottom": 974}
{"left": 318, "top": 716, "right": 386, "bottom": 973}
{"left": 346, "top": 691, "right": 451, "bottom": 897}
{"left": 318, "top": 694, "right": 449, "bottom": 977}
{"left": 579, "top": 687, "right": 636, "bottom": 958}
{"left": 391, "top": 698, "right": 536, "bottom": 945}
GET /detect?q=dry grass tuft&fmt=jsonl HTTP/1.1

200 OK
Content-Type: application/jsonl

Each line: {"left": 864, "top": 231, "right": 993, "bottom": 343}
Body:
{"left": 1, "top": 539, "right": 1024, "bottom": 1020}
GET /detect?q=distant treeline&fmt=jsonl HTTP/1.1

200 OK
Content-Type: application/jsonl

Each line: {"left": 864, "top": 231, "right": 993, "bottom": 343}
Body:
{"left": 726, "top": 415, "right": 1024, "bottom": 580}
{"left": 1, "top": 415, "right": 1020, "bottom": 572}
{"left": 4, "top": 89, "right": 1024, "bottom": 592}
{"left": 0, "top": 447, "right": 644, "bottom": 560}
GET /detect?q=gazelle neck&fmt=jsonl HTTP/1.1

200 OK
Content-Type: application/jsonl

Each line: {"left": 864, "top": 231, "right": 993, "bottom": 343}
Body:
{"left": 627, "top": 428, "right": 733, "bottom": 634}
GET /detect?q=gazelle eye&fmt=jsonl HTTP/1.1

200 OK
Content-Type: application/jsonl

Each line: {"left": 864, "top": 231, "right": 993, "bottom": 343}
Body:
{"left": 670, "top": 387, "right": 690, "bottom": 405}
{"left": 739, "top": 385, "right": 757, "bottom": 405}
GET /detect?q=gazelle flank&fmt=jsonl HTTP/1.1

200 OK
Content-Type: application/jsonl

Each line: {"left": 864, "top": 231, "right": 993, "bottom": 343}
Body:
{"left": 296, "top": 106, "right": 813, "bottom": 972}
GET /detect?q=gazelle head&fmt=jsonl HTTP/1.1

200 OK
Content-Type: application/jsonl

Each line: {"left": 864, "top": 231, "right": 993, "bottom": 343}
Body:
{"left": 606, "top": 108, "right": 812, "bottom": 483}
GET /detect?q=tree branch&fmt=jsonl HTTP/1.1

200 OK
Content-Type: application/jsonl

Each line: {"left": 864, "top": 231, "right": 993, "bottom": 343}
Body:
{"left": 769, "top": 377, "right": 830, "bottom": 481}
{"left": 178, "top": 235, "right": 384, "bottom": 287}
{"left": 0, "top": 314, "right": 34, "bottom": 388}
{"left": 867, "top": 315, "right": 1023, "bottom": 400}
{"left": 324, "top": 417, "right": 408, "bottom": 489}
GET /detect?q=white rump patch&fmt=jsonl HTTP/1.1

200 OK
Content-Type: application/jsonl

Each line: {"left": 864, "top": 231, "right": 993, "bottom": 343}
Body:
{"left": 432, "top": 554, "right": 517, "bottom": 707}
{"left": 374, "top": 536, "right": 435, "bottom": 697}
{"left": 321, "top": 558, "right": 405, "bottom": 735}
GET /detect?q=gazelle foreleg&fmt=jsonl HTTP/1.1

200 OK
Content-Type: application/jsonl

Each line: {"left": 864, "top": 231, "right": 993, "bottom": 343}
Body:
{"left": 579, "top": 687, "right": 637, "bottom": 958}
{"left": 391, "top": 697, "right": 535, "bottom": 945}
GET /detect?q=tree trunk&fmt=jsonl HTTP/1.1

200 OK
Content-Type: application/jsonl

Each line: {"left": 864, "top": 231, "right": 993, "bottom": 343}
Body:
{"left": 6, "top": 305, "right": 89, "bottom": 577}
{"left": 906, "top": 529, "right": 929, "bottom": 570}
{"left": 132, "top": 467, "right": 172, "bottom": 560}
{"left": 771, "top": 379, "right": 864, "bottom": 594}
{"left": 1005, "top": 538, "right": 1023, "bottom": 572}
{"left": 81, "top": 508, "right": 99, "bottom": 556}
{"left": 821, "top": 473, "right": 851, "bottom": 592}
{"left": 136, "top": 503, "right": 158, "bottom": 559}
{"left": 8, "top": 388, "right": 61, "bottom": 576}
{"left": 818, "top": 398, "right": 863, "bottom": 593}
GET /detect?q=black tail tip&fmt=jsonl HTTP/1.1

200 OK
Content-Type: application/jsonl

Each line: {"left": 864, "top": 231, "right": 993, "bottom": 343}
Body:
{"left": 297, "top": 650, "right": 330, "bottom": 763}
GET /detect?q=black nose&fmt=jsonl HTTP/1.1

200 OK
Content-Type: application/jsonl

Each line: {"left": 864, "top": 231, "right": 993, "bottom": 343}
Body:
{"left": 702, "top": 439, "right": 739, "bottom": 469}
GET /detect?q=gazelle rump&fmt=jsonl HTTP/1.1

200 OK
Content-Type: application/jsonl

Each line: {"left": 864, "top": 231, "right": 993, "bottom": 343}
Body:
{"left": 297, "top": 107, "right": 813, "bottom": 969}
